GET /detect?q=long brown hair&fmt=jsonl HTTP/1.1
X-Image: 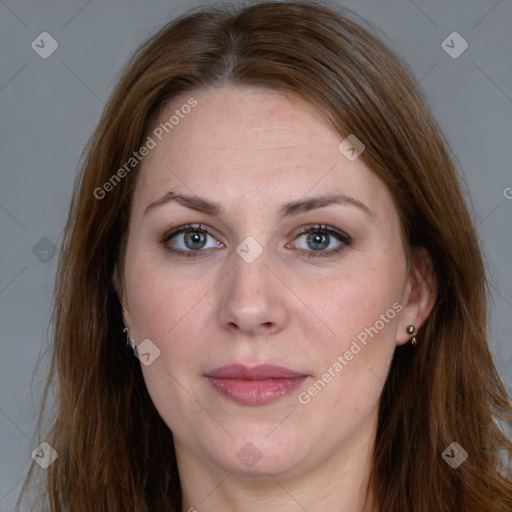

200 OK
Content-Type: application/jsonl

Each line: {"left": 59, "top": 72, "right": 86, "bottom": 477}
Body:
{"left": 18, "top": 2, "right": 512, "bottom": 510}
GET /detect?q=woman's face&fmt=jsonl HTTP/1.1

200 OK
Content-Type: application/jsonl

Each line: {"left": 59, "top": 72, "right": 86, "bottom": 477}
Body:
{"left": 119, "top": 85, "right": 426, "bottom": 479}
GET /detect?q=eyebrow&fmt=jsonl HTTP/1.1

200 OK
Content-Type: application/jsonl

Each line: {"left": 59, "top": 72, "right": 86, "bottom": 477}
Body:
{"left": 144, "top": 190, "right": 374, "bottom": 220}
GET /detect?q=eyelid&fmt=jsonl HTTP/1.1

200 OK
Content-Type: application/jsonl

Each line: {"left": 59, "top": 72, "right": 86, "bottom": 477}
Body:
{"left": 160, "top": 223, "right": 215, "bottom": 243}
{"left": 293, "top": 224, "right": 351, "bottom": 243}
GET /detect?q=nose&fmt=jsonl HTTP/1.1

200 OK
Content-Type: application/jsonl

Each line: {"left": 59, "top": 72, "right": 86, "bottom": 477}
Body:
{"left": 217, "top": 247, "right": 289, "bottom": 337}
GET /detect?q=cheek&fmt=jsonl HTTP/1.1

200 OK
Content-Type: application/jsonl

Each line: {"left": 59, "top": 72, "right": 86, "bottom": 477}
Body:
{"left": 124, "top": 247, "right": 212, "bottom": 342}
{"left": 127, "top": 263, "right": 211, "bottom": 432}
{"left": 308, "top": 266, "right": 402, "bottom": 347}
{"left": 295, "top": 281, "right": 399, "bottom": 436}
{"left": 298, "top": 259, "right": 404, "bottom": 408}
{"left": 124, "top": 252, "right": 218, "bottom": 406}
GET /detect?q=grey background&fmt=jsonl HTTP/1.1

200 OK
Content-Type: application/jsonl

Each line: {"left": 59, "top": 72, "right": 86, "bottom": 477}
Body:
{"left": 1, "top": 0, "right": 511, "bottom": 508}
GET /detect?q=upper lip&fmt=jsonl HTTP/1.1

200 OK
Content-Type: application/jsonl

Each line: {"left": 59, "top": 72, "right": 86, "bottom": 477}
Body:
{"left": 205, "top": 363, "right": 306, "bottom": 380}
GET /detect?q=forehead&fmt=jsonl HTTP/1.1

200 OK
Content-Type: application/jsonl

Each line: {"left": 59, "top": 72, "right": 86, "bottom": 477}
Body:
{"left": 131, "top": 85, "right": 392, "bottom": 219}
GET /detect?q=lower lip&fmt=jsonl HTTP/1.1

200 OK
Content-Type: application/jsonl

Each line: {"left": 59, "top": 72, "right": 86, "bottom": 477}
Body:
{"left": 207, "top": 376, "right": 307, "bottom": 405}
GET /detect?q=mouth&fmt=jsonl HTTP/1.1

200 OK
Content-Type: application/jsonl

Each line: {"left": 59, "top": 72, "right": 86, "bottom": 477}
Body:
{"left": 205, "top": 363, "right": 309, "bottom": 405}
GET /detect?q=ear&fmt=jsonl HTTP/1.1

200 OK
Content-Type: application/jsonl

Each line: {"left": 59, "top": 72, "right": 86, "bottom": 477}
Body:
{"left": 396, "top": 247, "right": 437, "bottom": 346}
{"left": 112, "top": 263, "right": 133, "bottom": 328}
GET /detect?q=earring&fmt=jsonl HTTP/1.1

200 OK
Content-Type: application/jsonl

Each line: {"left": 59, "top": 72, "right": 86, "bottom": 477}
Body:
{"left": 121, "top": 303, "right": 137, "bottom": 350}
{"left": 406, "top": 325, "right": 417, "bottom": 346}
{"left": 122, "top": 326, "right": 137, "bottom": 350}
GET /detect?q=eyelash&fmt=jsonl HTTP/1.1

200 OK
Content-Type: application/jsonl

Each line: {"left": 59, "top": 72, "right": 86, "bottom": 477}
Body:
{"left": 160, "top": 223, "right": 352, "bottom": 259}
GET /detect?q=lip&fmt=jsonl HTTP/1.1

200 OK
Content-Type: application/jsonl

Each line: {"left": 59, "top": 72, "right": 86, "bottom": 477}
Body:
{"left": 205, "top": 364, "right": 308, "bottom": 405}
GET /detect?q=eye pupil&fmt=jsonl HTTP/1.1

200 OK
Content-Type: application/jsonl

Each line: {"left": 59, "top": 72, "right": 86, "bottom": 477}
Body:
{"left": 307, "top": 232, "right": 329, "bottom": 250}
{"left": 184, "top": 230, "right": 207, "bottom": 249}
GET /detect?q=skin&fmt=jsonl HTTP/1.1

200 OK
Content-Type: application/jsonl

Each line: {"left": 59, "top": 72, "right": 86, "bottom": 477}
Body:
{"left": 114, "top": 85, "right": 436, "bottom": 512}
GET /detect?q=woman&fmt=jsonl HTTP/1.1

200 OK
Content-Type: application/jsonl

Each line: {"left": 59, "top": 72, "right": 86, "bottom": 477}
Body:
{"left": 18, "top": 1, "right": 512, "bottom": 511}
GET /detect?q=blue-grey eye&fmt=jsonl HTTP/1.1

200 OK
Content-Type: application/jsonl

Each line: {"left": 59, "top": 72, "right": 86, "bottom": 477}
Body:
{"left": 183, "top": 230, "right": 207, "bottom": 250}
{"left": 306, "top": 231, "right": 330, "bottom": 251}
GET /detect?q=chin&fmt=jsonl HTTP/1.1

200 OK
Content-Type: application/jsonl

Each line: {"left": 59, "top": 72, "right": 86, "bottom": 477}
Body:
{"left": 196, "top": 431, "right": 312, "bottom": 478}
